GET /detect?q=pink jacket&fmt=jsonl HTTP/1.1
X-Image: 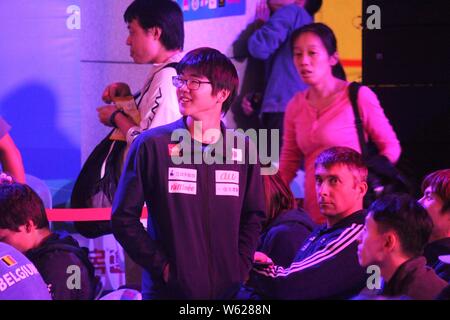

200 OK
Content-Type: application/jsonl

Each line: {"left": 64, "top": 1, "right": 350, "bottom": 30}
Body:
{"left": 280, "top": 83, "right": 401, "bottom": 223}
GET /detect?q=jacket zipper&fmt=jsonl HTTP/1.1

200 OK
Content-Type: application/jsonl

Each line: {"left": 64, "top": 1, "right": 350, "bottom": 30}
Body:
{"left": 204, "top": 164, "right": 215, "bottom": 298}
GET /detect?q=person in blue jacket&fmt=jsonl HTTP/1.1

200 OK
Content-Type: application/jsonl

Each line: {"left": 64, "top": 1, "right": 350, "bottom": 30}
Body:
{"left": 0, "top": 242, "right": 51, "bottom": 300}
{"left": 112, "top": 47, "right": 266, "bottom": 299}
{"left": 245, "top": 146, "right": 368, "bottom": 299}
{"left": 247, "top": 0, "right": 323, "bottom": 148}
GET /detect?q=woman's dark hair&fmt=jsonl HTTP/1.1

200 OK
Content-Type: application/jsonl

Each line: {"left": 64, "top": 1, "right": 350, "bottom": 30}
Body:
{"left": 262, "top": 172, "right": 296, "bottom": 229}
{"left": 304, "top": 0, "right": 323, "bottom": 16}
{"left": 291, "top": 22, "right": 346, "bottom": 80}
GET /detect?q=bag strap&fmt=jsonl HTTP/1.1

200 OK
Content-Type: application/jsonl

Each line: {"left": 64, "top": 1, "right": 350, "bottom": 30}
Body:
{"left": 348, "top": 82, "right": 368, "bottom": 157}
{"left": 134, "top": 62, "right": 179, "bottom": 103}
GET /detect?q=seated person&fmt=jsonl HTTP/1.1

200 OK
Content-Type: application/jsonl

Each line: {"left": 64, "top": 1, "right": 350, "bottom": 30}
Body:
{"left": 0, "top": 242, "right": 51, "bottom": 300}
{"left": 246, "top": 146, "right": 368, "bottom": 299}
{"left": 419, "top": 169, "right": 450, "bottom": 281}
{"left": 0, "top": 116, "right": 25, "bottom": 183}
{"left": 255, "top": 171, "right": 315, "bottom": 267}
{"left": 0, "top": 182, "right": 98, "bottom": 300}
{"left": 357, "top": 193, "right": 448, "bottom": 299}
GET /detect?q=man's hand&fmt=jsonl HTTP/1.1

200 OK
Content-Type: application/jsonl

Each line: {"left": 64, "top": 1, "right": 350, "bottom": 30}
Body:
{"left": 255, "top": 0, "right": 270, "bottom": 23}
{"left": 163, "top": 263, "right": 170, "bottom": 283}
{"left": 241, "top": 94, "right": 255, "bottom": 116}
{"left": 96, "top": 105, "right": 118, "bottom": 127}
{"left": 0, "top": 172, "right": 13, "bottom": 184}
{"left": 102, "top": 82, "right": 132, "bottom": 103}
{"left": 254, "top": 251, "right": 273, "bottom": 266}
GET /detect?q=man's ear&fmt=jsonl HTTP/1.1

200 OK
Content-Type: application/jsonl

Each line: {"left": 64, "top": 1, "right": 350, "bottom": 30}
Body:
{"left": 24, "top": 220, "right": 37, "bottom": 233}
{"left": 384, "top": 231, "right": 398, "bottom": 252}
{"left": 149, "top": 27, "right": 162, "bottom": 40}
{"left": 358, "top": 180, "right": 369, "bottom": 198}
{"left": 216, "top": 89, "right": 231, "bottom": 104}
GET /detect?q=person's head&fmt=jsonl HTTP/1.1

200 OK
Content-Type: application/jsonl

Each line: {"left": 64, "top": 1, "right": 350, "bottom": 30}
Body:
{"left": 173, "top": 47, "right": 239, "bottom": 116}
{"left": 419, "top": 169, "right": 450, "bottom": 241}
{"left": 291, "top": 22, "right": 346, "bottom": 85}
{"left": 123, "top": 0, "right": 184, "bottom": 63}
{"left": 314, "top": 147, "right": 368, "bottom": 225}
{"left": 262, "top": 172, "right": 296, "bottom": 228}
{"left": 0, "top": 183, "right": 49, "bottom": 252}
{"left": 267, "top": 0, "right": 322, "bottom": 16}
{"left": 358, "top": 194, "right": 433, "bottom": 270}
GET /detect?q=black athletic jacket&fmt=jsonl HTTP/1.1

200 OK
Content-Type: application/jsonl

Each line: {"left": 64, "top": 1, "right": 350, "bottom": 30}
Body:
{"left": 112, "top": 117, "right": 266, "bottom": 299}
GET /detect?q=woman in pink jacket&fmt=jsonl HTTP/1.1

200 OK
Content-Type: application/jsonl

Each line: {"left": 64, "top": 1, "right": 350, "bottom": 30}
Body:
{"left": 280, "top": 23, "right": 401, "bottom": 224}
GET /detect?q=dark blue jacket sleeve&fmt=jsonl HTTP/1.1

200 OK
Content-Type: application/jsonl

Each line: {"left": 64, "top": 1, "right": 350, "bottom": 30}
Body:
{"left": 238, "top": 151, "right": 266, "bottom": 280}
{"left": 111, "top": 136, "right": 168, "bottom": 280}
{"left": 250, "top": 240, "right": 367, "bottom": 299}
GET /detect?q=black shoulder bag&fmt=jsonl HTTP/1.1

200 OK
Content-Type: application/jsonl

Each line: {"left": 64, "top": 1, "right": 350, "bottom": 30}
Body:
{"left": 348, "top": 82, "right": 415, "bottom": 207}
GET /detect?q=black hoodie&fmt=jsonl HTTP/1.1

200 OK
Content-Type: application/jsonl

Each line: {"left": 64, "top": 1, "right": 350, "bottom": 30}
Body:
{"left": 257, "top": 208, "right": 316, "bottom": 267}
{"left": 26, "top": 232, "right": 97, "bottom": 300}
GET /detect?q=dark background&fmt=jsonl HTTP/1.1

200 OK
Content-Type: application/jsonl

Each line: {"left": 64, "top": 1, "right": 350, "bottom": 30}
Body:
{"left": 362, "top": 0, "right": 450, "bottom": 191}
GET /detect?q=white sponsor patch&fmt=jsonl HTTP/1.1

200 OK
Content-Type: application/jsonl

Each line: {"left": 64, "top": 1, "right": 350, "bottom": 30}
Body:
{"left": 215, "top": 170, "right": 239, "bottom": 184}
{"left": 231, "top": 148, "right": 242, "bottom": 162}
{"left": 168, "top": 167, "right": 197, "bottom": 182}
{"left": 168, "top": 181, "right": 197, "bottom": 195}
{"left": 216, "top": 183, "right": 239, "bottom": 197}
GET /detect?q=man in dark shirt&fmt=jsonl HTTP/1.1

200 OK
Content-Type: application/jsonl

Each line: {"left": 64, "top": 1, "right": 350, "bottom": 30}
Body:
{"left": 419, "top": 169, "right": 450, "bottom": 282}
{"left": 0, "top": 182, "right": 98, "bottom": 300}
{"left": 358, "top": 194, "right": 447, "bottom": 299}
{"left": 112, "top": 48, "right": 266, "bottom": 299}
{"left": 247, "top": 146, "right": 368, "bottom": 299}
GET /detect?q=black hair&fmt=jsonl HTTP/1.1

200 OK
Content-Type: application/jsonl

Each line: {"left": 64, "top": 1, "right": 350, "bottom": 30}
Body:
{"left": 369, "top": 193, "right": 433, "bottom": 257}
{"left": 291, "top": 22, "right": 347, "bottom": 80}
{"left": 304, "top": 0, "right": 323, "bottom": 16}
{"left": 177, "top": 47, "right": 239, "bottom": 114}
{"left": 124, "top": 0, "right": 184, "bottom": 50}
{"left": 422, "top": 169, "right": 450, "bottom": 213}
{"left": 0, "top": 183, "right": 49, "bottom": 231}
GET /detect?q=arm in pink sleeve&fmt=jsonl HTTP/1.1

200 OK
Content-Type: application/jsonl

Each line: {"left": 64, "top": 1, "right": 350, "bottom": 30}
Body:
{"left": 358, "top": 86, "right": 401, "bottom": 163}
{"left": 279, "top": 96, "right": 304, "bottom": 184}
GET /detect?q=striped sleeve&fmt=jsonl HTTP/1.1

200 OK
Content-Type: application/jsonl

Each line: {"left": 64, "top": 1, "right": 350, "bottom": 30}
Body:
{"left": 249, "top": 223, "right": 367, "bottom": 299}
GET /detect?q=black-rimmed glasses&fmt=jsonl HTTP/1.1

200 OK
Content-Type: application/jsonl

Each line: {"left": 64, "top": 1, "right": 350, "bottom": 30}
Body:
{"left": 172, "top": 76, "right": 211, "bottom": 90}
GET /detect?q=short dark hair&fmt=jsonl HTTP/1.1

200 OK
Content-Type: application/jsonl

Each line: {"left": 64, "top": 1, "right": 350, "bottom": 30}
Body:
{"left": 291, "top": 22, "right": 346, "bottom": 80}
{"left": 304, "top": 0, "right": 323, "bottom": 16}
{"left": 177, "top": 47, "right": 239, "bottom": 114}
{"left": 124, "top": 0, "right": 184, "bottom": 51}
{"left": 0, "top": 183, "right": 49, "bottom": 231}
{"left": 422, "top": 169, "right": 450, "bottom": 213}
{"left": 369, "top": 193, "right": 433, "bottom": 257}
{"left": 315, "top": 146, "right": 368, "bottom": 184}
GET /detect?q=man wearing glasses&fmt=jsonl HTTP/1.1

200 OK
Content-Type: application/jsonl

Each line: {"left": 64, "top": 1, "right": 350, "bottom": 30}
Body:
{"left": 112, "top": 48, "right": 266, "bottom": 299}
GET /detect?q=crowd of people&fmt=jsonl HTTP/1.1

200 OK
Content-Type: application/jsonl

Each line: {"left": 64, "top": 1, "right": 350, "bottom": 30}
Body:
{"left": 0, "top": 0, "right": 448, "bottom": 300}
